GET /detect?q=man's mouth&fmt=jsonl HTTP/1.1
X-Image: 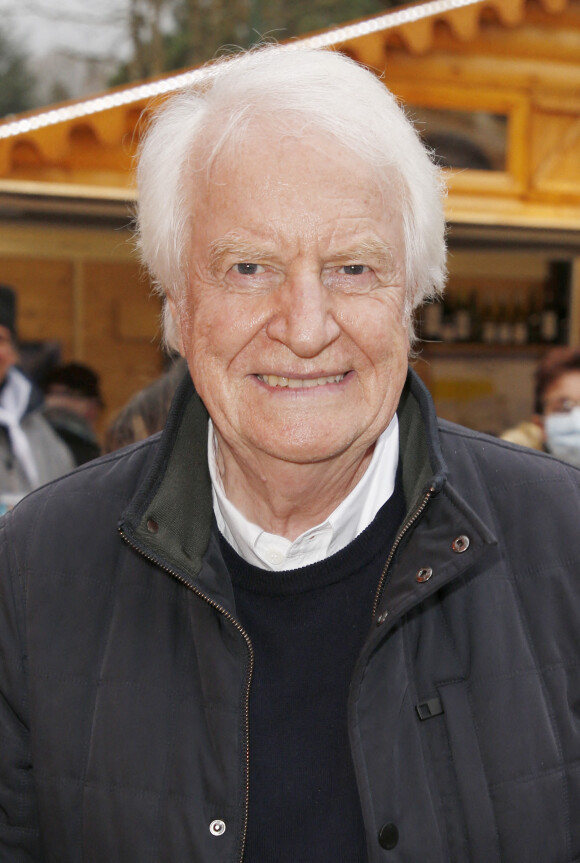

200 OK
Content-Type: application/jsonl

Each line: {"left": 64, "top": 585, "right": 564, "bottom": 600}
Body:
{"left": 256, "top": 373, "right": 346, "bottom": 389}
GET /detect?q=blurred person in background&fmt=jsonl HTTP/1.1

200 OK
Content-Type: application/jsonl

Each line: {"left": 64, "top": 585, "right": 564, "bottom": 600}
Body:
{"left": 534, "top": 346, "right": 580, "bottom": 466}
{"left": 0, "top": 284, "right": 74, "bottom": 513}
{"left": 41, "top": 361, "right": 103, "bottom": 465}
{"left": 103, "top": 357, "right": 187, "bottom": 452}
{"left": 501, "top": 346, "right": 580, "bottom": 465}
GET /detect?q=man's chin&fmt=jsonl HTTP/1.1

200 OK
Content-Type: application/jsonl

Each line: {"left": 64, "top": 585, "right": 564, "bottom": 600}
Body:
{"left": 249, "top": 434, "right": 360, "bottom": 467}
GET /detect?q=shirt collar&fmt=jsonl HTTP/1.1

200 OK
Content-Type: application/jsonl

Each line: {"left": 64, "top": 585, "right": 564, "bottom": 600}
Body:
{"left": 208, "top": 416, "right": 399, "bottom": 571}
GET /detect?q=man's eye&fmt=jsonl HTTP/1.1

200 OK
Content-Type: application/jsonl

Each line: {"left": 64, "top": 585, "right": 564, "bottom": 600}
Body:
{"left": 233, "top": 263, "right": 263, "bottom": 275}
{"left": 341, "top": 265, "right": 368, "bottom": 275}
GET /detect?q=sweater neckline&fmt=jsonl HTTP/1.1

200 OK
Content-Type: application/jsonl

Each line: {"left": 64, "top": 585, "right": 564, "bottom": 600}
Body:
{"left": 221, "top": 466, "right": 405, "bottom": 597}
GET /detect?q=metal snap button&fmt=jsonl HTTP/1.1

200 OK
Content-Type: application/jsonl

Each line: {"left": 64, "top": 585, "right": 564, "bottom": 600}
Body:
{"left": 376, "top": 610, "right": 389, "bottom": 625}
{"left": 378, "top": 822, "right": 399, "bottom": 850}
{"left": 146, "top": 518, "right": 159, "bottom": 534}
{"left": 416, "top": 567, "right": 433, "bottom": 583}
{"left": 452, "top": 535, "right": 470, "bottom": 553}
{"left": 209, "top": 820, "right": 226, "bottom": 836}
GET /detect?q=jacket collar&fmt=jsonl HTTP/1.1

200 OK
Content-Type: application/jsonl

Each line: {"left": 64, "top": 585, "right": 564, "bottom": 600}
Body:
{"left": 120, "top": 371, "right": 213, "bottom": 582}
{"left": 397, "top": 368, "right": 447, "bottom": 518}
{"left": 120, "top": 367, "right": 490, "bottom": 602}
{"left": 374, "top": 372, "right": 498, "bottom": 628}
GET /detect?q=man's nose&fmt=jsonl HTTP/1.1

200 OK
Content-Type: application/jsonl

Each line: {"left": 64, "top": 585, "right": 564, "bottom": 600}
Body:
{"left": 266, "top": 274, "right": 341, "bottom": 357}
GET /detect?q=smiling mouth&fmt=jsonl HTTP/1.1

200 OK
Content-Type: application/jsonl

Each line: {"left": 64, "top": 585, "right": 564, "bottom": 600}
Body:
{"left": 256, "top": 373, "right": 346, "bottom": 388}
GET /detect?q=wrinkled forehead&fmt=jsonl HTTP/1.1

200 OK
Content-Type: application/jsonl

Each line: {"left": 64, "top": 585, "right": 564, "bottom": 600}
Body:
{"left": 186, "top": 114, "right": 403, "bottom": 225}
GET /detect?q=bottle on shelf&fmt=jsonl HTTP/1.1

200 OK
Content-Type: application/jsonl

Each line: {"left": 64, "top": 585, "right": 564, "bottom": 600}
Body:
{"left": 441, "top": 294, "right": 457, "bottom": 342}
{"left": 468, "top": 289, "right": 482, "bottom": 343}
{"left": 512, "top": 291, "right": 528, "bottom": 346}
{"left": 420, "top": 298, "right": 444, "bottom": 341}
{"left": 420, "top": 259, "right": 571, "bottom": 350}
{"left": 453, "top": 291, "right": 472, "bottom": 342}
{"left": 481, "top": 295, "right": 499, "bottom": 345}
{"left": 543, "top": 260, "right": 571, "bottom": 345}
{"left": 540, "top": 284, "right": 560, "bottom": 344}
{"left": 497, "top": 293, "right": 514, "bottom": 345}
{"left": 527, "top": 288, "right": 542, "bottom": 344}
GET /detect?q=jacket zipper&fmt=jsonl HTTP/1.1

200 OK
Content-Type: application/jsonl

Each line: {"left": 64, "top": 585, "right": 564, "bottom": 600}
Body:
{"left": 118, "top": 527, "right": 254, "bottom": 863}
{"left": 119, "top": 484, "right": 435, "bottom": 855}
{"left": 371, "top": 485, "right": 436, "bottom": 619}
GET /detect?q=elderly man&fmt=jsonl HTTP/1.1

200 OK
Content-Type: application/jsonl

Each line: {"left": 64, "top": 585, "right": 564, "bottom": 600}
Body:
{"left": 1, "top": 47, "right": 580, "bottom": 863}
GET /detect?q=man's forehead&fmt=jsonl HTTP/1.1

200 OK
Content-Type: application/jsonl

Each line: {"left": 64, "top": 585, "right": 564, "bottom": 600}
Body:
{"left": 187, "top": 124, "right": 403, "bottom": 263}
{"left": 193, "top": 120, "right": 382, "bottom": 191}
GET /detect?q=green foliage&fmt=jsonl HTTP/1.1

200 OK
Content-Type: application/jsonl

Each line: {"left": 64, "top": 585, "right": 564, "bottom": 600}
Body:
{"left": 0, "top": 28, "right": 36, "bottom": 117}
{"left": 256, "top": 0, "right": 401, "bottom": 43}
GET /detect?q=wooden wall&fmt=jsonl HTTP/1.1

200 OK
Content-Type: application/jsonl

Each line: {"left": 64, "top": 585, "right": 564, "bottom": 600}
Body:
{"left": 2, "top": 0, "right": 580, "bottom": 438}
{"left": 0, "top": 221, "right": 164, "bottom": 435}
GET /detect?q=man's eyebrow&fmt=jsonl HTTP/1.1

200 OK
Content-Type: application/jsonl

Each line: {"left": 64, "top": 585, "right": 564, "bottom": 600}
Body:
{"left": 207, "top": 235, "right": 269, "bottom": 273}
{"left": 330, "top": 239, "right": 395, "bottom": 266}
{"left": 206, "top": 235, "right": 396, "bottom": 272}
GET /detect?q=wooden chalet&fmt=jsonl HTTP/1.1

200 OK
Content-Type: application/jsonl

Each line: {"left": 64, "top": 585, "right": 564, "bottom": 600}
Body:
{"left": 1, "top": 0, "right": 580, "bottom": 433}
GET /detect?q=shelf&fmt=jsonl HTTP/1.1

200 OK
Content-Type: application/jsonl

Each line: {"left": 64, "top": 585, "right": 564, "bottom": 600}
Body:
{"left": 413, "top": 341, "right": 555, "bottom": 359}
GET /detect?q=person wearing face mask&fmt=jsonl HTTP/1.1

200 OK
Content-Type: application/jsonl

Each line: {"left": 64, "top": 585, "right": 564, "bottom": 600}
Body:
{"left": 501, "top": 346, "right": 580, "bottom": 465}
{"left": 534, "top": 346, "right": 580, "bottom": 467}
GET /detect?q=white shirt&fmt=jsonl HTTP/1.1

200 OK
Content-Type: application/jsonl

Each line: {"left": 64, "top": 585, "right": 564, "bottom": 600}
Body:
{"left": 208, "top": 415, "right": 399, "bottom": 571}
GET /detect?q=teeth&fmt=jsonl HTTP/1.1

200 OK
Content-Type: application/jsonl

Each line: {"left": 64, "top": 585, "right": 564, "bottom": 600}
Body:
{"left": 258, "top": 373, "right": 345, "bottom": 388}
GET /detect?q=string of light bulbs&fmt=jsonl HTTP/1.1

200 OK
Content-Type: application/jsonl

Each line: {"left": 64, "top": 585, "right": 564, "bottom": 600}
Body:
{"left": 0, "top": 0, "right": 487, "bottom": 141}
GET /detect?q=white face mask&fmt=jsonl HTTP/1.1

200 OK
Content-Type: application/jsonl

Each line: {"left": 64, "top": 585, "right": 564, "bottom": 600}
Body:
{"left": 545, "top": 406, "right": 580, "bottom": 469}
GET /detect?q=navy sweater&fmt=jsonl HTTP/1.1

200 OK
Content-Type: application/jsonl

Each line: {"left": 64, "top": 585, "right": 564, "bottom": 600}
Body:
{"left": 221, "top": 475, "right": 405, "bottom": 862}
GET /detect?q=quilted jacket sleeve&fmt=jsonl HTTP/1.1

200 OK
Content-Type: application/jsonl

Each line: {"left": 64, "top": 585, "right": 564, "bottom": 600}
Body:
{"left": 0, "top": 512, "right": 43, "bottom": 860}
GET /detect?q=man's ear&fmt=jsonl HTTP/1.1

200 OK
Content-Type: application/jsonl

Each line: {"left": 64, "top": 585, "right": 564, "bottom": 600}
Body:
{"left": 165, "top": 296, "right": 185, "bottom": 356}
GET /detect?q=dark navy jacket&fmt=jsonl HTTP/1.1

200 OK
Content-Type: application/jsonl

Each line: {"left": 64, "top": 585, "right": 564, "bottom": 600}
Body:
{"left": 1, "top": 369, "right": 580, "bottom": 862}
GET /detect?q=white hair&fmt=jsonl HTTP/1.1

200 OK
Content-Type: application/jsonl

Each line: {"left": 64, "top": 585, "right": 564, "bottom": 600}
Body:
{"left": 136, "top": 45, "right": 447, "bottom": 350}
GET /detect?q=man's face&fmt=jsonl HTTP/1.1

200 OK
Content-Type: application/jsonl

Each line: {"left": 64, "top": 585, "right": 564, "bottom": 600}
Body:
{"left": 174, "top": 128, "right": 410, "bottom": 471}
{"left": 0, "top": 325, "right": 17, "bottom": 384}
